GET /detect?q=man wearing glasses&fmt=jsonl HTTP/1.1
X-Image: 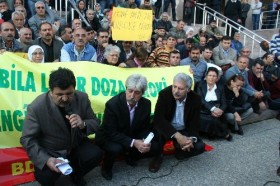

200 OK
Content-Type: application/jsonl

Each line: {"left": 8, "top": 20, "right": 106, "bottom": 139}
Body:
{"left": 61, "top": 27, "right": 97, "bottom": 62}
{"left": 21, "top": 67, "right": 103, "bottom": 186}
{"left": 28, "top": 1, "right": 65, "bottom": 38}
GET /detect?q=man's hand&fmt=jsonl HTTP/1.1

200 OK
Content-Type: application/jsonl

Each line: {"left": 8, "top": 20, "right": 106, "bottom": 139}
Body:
{"left": 102, "top": 42, "right": 108, "bottom": 48}
{"left": 212, "top": 108, "right": 224, "bottom": 118}
{"left": 234, "top": 112, "right": 241, "bottom": 123}
{"left": 66, "top": 114, "right": 84, "bottom": 129}
{"left": 0, "top": 49, "right": 6, "bottom": 54}
{"left": 271, "top": 74, "right": 278, "bottom": 81}
{"left": 174, "top": 132, "right": 194, "bottom": 152}
{"left": 232, "top": 87, "right": 239, "bottom": 97}
{"left": 177, "top": 38, "right": 184, "bottom": 43}
{"left": 230, "top": 61, "right": 235, "bottom": 66}
{"left": 214, "top": 34, "right": 222, "bottom": 39}
{"left": 133, "top": 139, "right": 151, "bottom": 153}
{"left": 46, "top": 157, "right": 64, "bottom": 173}
{"left": 189, "top": 68, "right": 194, "bottom": 74}
{"left": 118, "top": 62, "right": 127, "bottom": 68}
{"left": 254, "top": 91, "right": 263, "bottom": 99}
{"left": 256, "top": 72, "right": 265, "bottom": 81}
{"left": 54, "top": 21, "right": 61, "bottom": 28}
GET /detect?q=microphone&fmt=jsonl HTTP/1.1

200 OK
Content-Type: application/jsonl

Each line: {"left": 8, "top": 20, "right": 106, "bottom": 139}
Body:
{"left": 64, "top": 103, "right": 73, "bottom": 116}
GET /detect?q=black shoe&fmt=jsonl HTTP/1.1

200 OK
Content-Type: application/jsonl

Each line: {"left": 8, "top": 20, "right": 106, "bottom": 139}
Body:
{"left": 225, "top": 134, "right": 233, "bottom": 141}
{"left": 277, "top": 166, "right": 280, "bottom": 176}
{"left": 254, "top": 109, "right": 261, "bottom": 114}
{"left": 237, "top": 125, "right": 244, "bottom": 135}
{"left": 174, "top": 152, "right": 185, "bottom": 160}
{"left": 149, "top": 156, "right": 163, "bottom": 173}
{"left": 208, "top": 135, "right": 216, "bottom": 141}
{"left": 125, "top": 157, "right": 138, "bottom": 167}
{"left": 71, "top": 176, "right": 87, "bottom": 186}
{"left": 101, "top": 168, "right": 112, "bottom": 181}
{"left": 231, "top": 126, "right": 244, "bottom": 136}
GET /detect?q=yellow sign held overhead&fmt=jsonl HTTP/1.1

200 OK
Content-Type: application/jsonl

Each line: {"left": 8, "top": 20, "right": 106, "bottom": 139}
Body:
{"left": 111, "top": 7, "right": 153, "bottom": 41}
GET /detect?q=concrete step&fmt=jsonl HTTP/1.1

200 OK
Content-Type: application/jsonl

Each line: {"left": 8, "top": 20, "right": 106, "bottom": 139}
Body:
{"left": 183, "top": 23, "right": 278, "bottom": 58}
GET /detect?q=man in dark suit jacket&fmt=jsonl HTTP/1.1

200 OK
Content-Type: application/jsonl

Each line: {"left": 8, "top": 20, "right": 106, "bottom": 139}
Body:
{"left": 96, "top": 74, "right": 162, "bottom": 181}
{"left": 154, "top": 73, "right": 205, "bottom": 160}
{"left": 20, "top": 68, "right": 103, "bottom": 186}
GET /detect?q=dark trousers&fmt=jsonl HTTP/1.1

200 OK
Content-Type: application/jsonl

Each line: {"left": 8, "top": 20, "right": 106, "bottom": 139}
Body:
{"left": 226, "top": 18, "right": 239, "bottom": 39}
{"left": 200, "top": 114, "right": 228, "bottom": 138}
{"left": 101, "top": 138, "right": 161, "bottom": 172}
{"left": 164, "top": 0, "right": 176, "bottom": 20}
{"left": 184, "top": 7, "right": 195, "bottom": 26}
{"left": 267, "top": 13, "right": 277, "bottom": 29}
{"left": 155, "top": 0, "right": 163, "bottom": 19}
{"left": 162, "top": 129, "right": 205, "bottom": 159}
{"left": 268, "top": 98, "right": 280, "bottom": 110}
{"left": 241, "top": 17, "right": 247, "bottom": 27}
{"left": 34, "top": 139, "right": 103, "bottom": 186}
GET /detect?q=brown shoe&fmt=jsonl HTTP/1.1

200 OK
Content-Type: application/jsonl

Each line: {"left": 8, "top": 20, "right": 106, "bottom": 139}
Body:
{"left": 149, "top": 156, "right": 163, "bottom": 173}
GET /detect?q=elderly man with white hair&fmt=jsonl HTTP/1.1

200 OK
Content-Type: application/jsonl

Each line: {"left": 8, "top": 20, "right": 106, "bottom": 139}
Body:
{"left": 96, "top": 74, "right": 163, "bottom": 180}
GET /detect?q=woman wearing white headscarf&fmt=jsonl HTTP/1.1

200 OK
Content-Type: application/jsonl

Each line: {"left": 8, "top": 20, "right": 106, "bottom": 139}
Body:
{"left": 185, "top": 27, "right": 194, "bottom": 38}
{"left": 28, "top": 45, "right": 44, "bottom": 63}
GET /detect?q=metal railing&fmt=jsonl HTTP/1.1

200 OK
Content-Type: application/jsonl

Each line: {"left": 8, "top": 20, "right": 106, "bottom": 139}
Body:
{"left": 259, "top": 10, "right": 280, "bottom": 29}
{"left": 53, "top": 0, "right": 96, "bottom": 25}
{"left": 194, "top": 3, "right": 269, "bottom": 58}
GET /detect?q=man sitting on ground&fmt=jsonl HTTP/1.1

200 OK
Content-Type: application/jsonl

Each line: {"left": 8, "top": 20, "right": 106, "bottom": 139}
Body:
{"left": 153, "top": 73, "right": 205, "bottom": 160}
{"left": 248, "top": 58, "right": 270, "bottom": 113}
{"left": 96, "top": 74, "right": 163, "bottom": 181}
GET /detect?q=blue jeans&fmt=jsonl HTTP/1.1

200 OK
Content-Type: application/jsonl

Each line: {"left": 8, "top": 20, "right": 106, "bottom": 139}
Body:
{"left": 252, "top": 14, "right": 260, "bottom": 30}
{"left": 98, "top": 0, "right": 124, "bottom": 11}
{"left": 268, "top": 98, "right": 280, "bottom": 110}
{"left": 27, "top": 0, "right": 36, "bottom": 16}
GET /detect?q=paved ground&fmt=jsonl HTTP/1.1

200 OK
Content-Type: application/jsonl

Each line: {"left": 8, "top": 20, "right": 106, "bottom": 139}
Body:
{"left": 19, "top": 20, "right": 280, "bottom": 186}
{"left": 20, "top": 118, "right": 280, "bottom": 186}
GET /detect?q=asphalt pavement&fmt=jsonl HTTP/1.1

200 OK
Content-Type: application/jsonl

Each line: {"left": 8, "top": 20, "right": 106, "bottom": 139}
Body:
{"left": 20, "top": 118, "right": 280, "bottom": 186}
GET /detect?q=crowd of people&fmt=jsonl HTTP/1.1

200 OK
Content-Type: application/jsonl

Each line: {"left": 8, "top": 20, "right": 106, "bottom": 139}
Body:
{"left": 0, "top": 0, "right": 279, "bottom": 185}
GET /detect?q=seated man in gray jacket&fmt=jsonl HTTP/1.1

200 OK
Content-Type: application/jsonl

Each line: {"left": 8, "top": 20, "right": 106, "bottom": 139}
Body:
{"left": 28, "top": 1, "right": 65, "bottom": 38}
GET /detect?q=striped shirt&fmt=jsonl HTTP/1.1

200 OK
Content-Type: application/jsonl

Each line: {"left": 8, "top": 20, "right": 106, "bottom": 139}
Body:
{"left": 146, "top": 46, "right": 174, "bottom": 67}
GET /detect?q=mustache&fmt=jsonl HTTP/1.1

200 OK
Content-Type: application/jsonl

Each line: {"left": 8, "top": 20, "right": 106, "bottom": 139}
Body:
{"left": 7, "top": 34, "right": 13, "bottom": 37}
{"left": 127, "top": 98, "right": 137, "bottom": 104}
